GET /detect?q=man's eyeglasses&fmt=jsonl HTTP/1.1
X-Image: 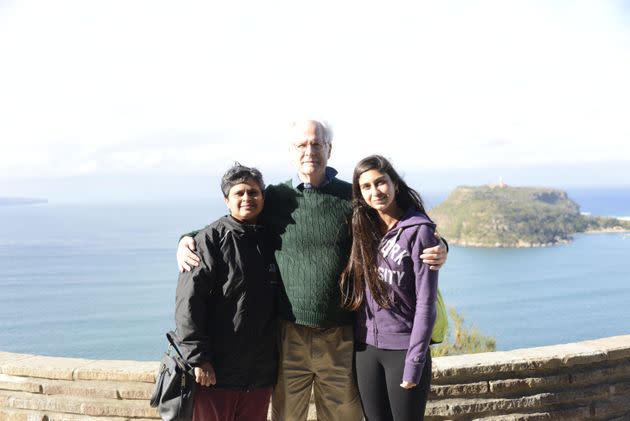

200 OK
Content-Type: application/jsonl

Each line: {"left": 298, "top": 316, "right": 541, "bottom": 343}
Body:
{"left": 292, "top": 141, "right": 328, "bottom": 152}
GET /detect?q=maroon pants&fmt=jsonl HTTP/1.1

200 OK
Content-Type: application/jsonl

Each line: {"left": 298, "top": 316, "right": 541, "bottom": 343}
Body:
{"left": 192, "top": 385, "right": 272, "bottom": 421}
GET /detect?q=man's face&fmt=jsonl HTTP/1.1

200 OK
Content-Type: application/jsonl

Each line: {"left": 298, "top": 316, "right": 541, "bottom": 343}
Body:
{"left": 290, "top": 120, "right": 332, "bottom": 178}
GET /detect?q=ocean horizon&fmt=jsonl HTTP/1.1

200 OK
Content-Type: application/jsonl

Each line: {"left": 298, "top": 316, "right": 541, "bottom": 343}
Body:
{"left": 1, "top": 186, "right": 629, "bottom": 361}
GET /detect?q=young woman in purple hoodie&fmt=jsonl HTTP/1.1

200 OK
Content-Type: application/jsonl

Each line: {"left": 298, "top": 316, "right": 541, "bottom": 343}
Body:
{"left": 340, "top": 155, "right": 439, "bottom": 421}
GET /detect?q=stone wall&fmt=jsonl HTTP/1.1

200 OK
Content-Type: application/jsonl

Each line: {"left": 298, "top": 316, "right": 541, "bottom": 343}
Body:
{"left": 427, "top": 335, "right": 630, "bottom": 420}
{"left": 0, "top": 335, "right": 629, "bottom": 421}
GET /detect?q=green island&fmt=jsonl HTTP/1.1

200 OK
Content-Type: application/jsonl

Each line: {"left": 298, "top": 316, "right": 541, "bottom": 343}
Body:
{"left": 429, "top": 185, "right": 630, "bottom": 247}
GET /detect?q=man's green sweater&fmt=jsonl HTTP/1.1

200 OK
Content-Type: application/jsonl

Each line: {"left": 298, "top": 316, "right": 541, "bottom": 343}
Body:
{"left": 263, "top": 178, "right": 355, "bottom": 328}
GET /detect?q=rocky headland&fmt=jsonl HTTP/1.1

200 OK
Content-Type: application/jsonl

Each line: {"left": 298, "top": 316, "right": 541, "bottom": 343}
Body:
{"left": 429, "top": 185, "right": 630, "bottom": 247}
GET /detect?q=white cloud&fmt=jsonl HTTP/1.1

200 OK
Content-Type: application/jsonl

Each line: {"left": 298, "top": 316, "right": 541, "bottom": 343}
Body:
{"left": 0, "top": 0, "right": 628, "bottom": 189}
{"left": 72, "top": 160, "right": 99, "bottom": 176}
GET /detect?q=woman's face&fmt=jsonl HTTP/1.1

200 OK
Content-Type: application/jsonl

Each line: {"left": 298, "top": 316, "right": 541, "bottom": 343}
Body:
{"left": 358, "top": 169, "right": 397, "bottom": 213}
{"left": 224, "top": 179, "right": 264, "bottom": 224}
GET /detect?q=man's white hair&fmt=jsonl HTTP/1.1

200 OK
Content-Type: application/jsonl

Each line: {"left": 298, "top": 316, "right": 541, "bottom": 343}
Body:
{"left": 289, "top": 119, "right": 334, "bottom": 143}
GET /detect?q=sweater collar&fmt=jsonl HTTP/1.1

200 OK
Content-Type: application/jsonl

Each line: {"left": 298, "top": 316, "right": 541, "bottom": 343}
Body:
{"left": 292, "top": 167, "right": 338, "bottom": 191}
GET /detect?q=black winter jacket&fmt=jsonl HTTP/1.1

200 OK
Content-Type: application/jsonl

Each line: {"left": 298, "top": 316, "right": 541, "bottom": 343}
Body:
{"left": 175, "top": 216, "right": 279, "bottom": 390}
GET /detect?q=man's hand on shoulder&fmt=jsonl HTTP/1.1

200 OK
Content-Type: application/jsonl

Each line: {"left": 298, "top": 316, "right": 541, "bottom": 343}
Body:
{"left": 420, "top": 233, "right": 448, "bottom": 271}
{"left": 177, "top": 236, "right": 200, "bottom": 272}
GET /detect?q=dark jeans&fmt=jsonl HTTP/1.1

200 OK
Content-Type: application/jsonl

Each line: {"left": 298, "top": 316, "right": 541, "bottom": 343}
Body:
{"left": 355, "top": 343, "right": 431, "bottom": 421}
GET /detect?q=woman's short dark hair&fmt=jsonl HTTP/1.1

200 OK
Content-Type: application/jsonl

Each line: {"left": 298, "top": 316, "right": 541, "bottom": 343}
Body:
{"left": 220, "top": 162, "right": 265, "bottom": 197}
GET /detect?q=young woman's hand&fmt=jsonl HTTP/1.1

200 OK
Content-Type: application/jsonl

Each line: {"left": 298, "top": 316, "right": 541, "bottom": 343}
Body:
{"left": 194, "top": 362, "right": 216, "bottom": 386}
{"left": 177, "top": 236, "right": 200, "bottom": 272}
{"left": 400, "top": 380, "right": 417, "bottom": 389}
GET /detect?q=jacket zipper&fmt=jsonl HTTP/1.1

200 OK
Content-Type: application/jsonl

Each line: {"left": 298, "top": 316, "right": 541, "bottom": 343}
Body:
{"left": 246, "top": 235, "right": 266, "bottom": 390}
{"left": 371, "top": 290, "right": 379, "bottom": 347}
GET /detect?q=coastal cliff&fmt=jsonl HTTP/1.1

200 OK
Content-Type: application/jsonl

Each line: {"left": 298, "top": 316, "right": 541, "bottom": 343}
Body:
{"left": 430, "top": 186, "right": 630, "bottom": 247}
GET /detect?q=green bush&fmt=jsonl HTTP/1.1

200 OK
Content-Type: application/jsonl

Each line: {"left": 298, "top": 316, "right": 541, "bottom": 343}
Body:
{"left": 432, "top": 307, "right": 496, "bottom": 356}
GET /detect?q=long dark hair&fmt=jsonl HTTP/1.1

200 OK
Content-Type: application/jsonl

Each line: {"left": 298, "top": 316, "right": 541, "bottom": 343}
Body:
{"left": 340, "top": 155, "right": 427, "bottom": 310}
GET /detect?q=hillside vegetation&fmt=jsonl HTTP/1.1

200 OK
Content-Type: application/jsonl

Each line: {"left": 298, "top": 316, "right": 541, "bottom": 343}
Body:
{"left": 432, "top": 307, "right": 496, "bottom": 356}
{"left": 430, "top": 186, "right": 630, "bottom": 247}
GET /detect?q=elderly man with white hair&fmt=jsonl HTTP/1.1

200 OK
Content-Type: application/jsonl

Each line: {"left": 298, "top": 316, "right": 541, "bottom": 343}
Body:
{"left": 177, "top": 119, "right": 448, "bottom": 421}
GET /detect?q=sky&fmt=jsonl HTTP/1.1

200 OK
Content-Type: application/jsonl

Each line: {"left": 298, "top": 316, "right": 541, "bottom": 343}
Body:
{"left": 1, "top": 0, "right": 629, "bottom": 203}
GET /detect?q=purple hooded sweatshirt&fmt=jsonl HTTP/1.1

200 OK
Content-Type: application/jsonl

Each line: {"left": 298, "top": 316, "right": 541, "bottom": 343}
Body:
{"left": 355, "top": 209, "right": 439, "bottom": 384}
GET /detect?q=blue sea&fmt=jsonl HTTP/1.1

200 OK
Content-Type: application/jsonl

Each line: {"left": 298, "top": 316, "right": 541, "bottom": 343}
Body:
{"left": 1, "top": 187, "right": 629, "bottom": 361}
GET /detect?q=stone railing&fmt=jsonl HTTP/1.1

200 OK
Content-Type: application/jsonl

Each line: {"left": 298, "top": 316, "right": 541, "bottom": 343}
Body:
{"left": 427, "top": 335, "right": 630, "bottom": 420}
{"left": 0, "top": 334, "right": 629, "bottom": 420}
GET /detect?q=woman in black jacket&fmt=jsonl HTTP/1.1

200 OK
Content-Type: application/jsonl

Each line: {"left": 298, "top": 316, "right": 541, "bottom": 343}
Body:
{"left": 175, "top": 163, "right": 279, "bottom": 421}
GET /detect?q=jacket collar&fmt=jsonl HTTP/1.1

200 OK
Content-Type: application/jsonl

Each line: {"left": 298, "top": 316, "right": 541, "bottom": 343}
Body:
{"left": 221, "top": 215, "right": 264, "bottom": 236}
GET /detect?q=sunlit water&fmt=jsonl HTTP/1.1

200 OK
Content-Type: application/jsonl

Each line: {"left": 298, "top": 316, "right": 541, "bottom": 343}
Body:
{"left": 1, "top": 188, "right": 628, "bottom": 360}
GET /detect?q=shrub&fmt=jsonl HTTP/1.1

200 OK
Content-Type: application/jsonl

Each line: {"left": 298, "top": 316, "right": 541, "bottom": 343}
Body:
{"left": 432, "top": 307, "right": 496, "bottom": 356}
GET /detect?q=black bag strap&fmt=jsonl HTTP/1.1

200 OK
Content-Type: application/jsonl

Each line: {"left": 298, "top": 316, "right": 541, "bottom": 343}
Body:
{"left": 165, "top": 331, "right": 194, "bottom": 372}
{"left": 166, "top": 331, "right": 181, "bottom": 354}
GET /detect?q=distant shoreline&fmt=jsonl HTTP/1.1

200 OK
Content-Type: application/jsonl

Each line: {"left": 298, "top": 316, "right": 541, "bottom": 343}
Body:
{"left": 584, "top": 227, "right": 630, "bottom": 234}
{"left": 450, "top": 229, "right": 630, "bottom": 248}
{"left": 0, "top": 197, "right": 48, "bottom": 206}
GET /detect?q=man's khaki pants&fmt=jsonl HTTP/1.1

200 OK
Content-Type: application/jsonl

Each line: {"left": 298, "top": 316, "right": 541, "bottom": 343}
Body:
{"left": 271, "top": 320, "right": 363, "bottom": 421}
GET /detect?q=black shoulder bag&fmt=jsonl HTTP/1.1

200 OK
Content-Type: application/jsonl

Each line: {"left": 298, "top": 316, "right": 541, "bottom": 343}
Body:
{"left": 150, "top": 331, "right": 196, "bottom": 421}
